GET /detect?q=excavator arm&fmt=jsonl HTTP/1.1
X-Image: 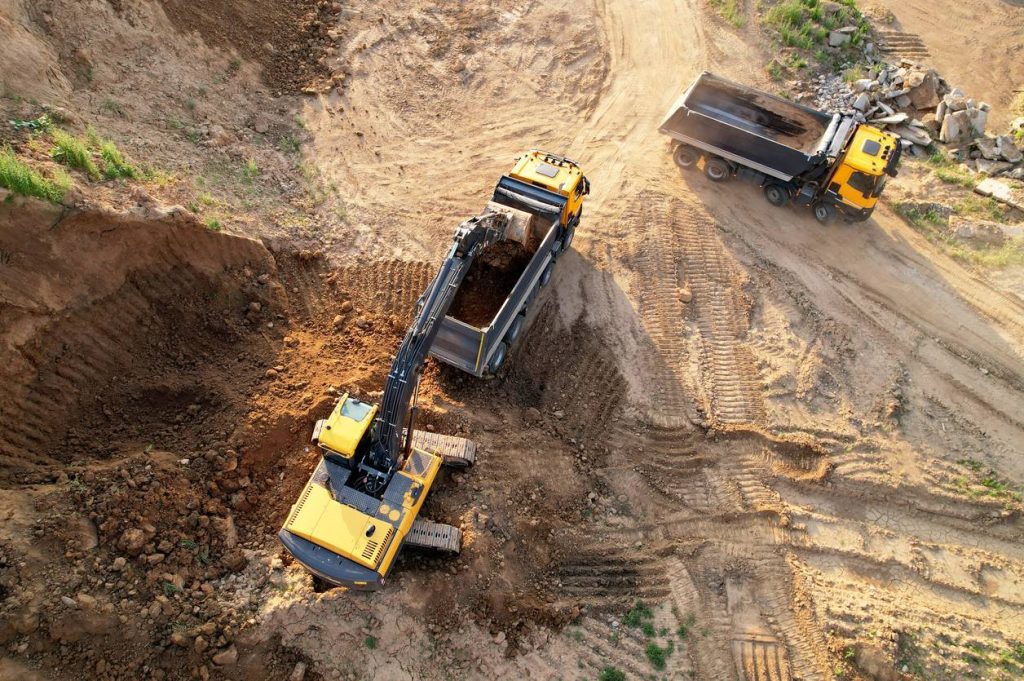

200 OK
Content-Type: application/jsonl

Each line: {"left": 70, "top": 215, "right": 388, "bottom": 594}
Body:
{"left": 362, "top": 211, "right": 510, "bottom": 488}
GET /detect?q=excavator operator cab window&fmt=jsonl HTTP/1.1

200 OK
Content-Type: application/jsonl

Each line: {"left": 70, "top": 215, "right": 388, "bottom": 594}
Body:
{"left": 340, "top": 398, "right": 372, "bottom": 422}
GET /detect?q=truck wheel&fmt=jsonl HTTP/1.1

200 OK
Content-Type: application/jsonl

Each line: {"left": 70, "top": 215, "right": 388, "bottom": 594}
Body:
{"left": 813, "top": 202, "right": 837, "bottom": 225}
{"left": 763, "top": 184, "right": 789, "bottom": 207}
{"left": 539, "top": 262, "right": 554, "bottom": 288}
{"left": 673, "top": 145, "right": 699, "bottom": 170}
{"left": 561, "top": 226, "right": 575, "bottom": 251}
{"left": 488, "top": 342, "right": 508, "bottom": 374}
{"left": 505, "top": 314, "right": 525, "bottom": 344}
{"left": 704, "top": 157, "right": 730, "bottom": 182}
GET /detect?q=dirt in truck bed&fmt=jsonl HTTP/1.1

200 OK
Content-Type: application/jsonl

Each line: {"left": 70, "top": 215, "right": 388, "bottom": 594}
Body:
{"left": 687, "top": 76, "right": 830, "bottom": 152}
{"left": 448, "top": 239, "right": 534, "bottom": 328}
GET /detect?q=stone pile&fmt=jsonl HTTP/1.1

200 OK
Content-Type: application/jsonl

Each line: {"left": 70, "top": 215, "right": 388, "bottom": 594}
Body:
{"left": 797, "top": 60, "right": 1024, "bottom": 180}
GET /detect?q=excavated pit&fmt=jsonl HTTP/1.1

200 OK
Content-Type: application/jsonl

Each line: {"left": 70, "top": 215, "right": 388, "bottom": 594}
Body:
{"left": 0, "top": 200, "right": 624, "bottom": 678}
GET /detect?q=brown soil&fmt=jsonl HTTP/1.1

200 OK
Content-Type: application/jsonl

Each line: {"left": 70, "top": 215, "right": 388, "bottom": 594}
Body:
{"left": 448, "top": 240, "right": 534, "bottom": 328}
{"left": 155, "top": 0, "right": 336, "bottom": 94}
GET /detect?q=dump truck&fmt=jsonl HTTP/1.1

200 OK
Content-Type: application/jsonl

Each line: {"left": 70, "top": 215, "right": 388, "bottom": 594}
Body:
{"left": 278, "top": 152, "right": 589, "bottom": 589}
{"left": 430, "top": 151, "right": 589, "bottom": 377}
{"left": 659, "top": 71, "right": 901, "bottom": 224}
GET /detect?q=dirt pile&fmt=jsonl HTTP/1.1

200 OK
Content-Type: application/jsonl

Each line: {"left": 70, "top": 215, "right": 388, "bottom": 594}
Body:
{"left": 156, "top": 0, "right": 337, "bottom": 94}
{"left": 449, "top": 240, "right": 534, "bottom": 327}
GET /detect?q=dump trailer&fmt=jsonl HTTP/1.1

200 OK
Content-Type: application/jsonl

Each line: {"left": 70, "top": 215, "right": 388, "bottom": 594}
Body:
{"left": 659, "top": 71, "right": 901, "bottom": 223}
{"left": 430, "top": 151, "right": 589, "bottom": 376}
{"left": 278, "top": 152, "right": 589, "bottom": 590}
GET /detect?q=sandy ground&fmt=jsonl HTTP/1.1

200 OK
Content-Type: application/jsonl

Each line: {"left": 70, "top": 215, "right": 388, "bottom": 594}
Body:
{"left": 2, "top": 1, "right": 1024, "bottom": 680}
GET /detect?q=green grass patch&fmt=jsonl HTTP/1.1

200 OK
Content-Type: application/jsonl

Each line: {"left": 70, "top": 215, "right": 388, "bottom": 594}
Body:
{"left": 953, "top": 195, "right": 1008, "bottom": 222}
{"left": 242, "top": 157, "right": 260, "bottom": 181}
{"left": 761, "top": 0, "right": 871, "bottom": 71}
{"left": 0, "top": 147, "right": 69, "bottom": 202}
{"left": 623, "top": 600, "right": 654, "bottom": 629}
{"left": 8, "top": 113, "right": 53, "bottom": 132}
{"left": 895, "top": 203, "right": 947, "bottom": 228}
{"left": 677, "top": 612, "right": 697, "bottom": 639}
{"left": 51, "top": 129, "right": 100, "bottom": 179}
{"left": 645, "top": 640, "right": 674, "bottom": 670}
{"left": 598, "top": 667, "right": 626, "bottom": 681}
{"left": 280, "top": 135, "right": 301, "bottom": 154}
{"left": 925, "top": 148, "right": 976, "bottom": 188}
{"left": 205, "top": 217, "right": 223, "bottom": 231}
{"left": 364, "top": 635, "right": 378, "bottom": 650}
{"left": 709, "top": 0, "right": 745, "bottom": 27}
{"left": 99, "top": 140, "right": 136, "bottom": 179}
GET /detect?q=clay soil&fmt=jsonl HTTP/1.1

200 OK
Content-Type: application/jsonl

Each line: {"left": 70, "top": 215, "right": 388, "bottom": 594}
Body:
{"left": 2, "top": 1, "right": 1024, "bottom": 681}
{"left": 448, "top": 240, "right": 534, "bottom": 328}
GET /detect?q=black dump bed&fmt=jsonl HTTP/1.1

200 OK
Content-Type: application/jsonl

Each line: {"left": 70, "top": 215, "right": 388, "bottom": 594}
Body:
{"left": 660, "top": 72, "right": 837, "bottom": 181}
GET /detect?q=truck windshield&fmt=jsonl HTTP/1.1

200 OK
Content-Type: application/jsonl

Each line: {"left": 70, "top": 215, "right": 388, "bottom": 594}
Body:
{"left": 872, "top": 174, "right": 887, "bottom": 198}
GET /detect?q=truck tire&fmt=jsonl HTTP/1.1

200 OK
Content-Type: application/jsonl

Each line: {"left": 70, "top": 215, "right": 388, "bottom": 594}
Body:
{"left": 561, "top": 225, "right": 575, "bottom": 251}
{"left": 763, "top": 183, "right": 789, "bottom": 207}
{"left": 539, "top": 262, "right": 554, "bottom": 288}
{"left": 488, "top": 342, "right": 508, "bottom": 374}
{"left": 505, "top": 314, "right": 525, "bottom": 344}
{"left": 673, "top": 145, "right": 699, "bottom": 169}
{"left": 813, "top": 202, "right": 837, "bottom": 225}
{"left": 704, "top": 157, "right": 730, "bottom": 182}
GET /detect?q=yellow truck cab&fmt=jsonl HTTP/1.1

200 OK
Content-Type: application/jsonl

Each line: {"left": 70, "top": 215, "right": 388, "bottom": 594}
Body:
{"left": 825, "top": 125, "right": 899, "bottom": 219}
{"left": 505, "top": 150, "right": 589, "bottom": 229}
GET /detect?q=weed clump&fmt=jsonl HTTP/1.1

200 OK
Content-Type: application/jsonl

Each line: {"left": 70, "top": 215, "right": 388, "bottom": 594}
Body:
{"left": 0, "top": 146, "right": 69, "bottom": 202}
{"left": 51, "top": 129, "right": 100, "bottom": 179}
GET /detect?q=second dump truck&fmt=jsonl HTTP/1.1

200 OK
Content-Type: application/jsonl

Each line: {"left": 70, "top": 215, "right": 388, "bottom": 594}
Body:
{"left": 660, "top": 71, "right": 901, "bottom": 224}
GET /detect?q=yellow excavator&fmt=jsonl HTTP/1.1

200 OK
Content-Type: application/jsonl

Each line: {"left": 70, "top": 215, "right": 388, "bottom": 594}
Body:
{"left": 279, "top": 151, "right": 589, "bottom": 589}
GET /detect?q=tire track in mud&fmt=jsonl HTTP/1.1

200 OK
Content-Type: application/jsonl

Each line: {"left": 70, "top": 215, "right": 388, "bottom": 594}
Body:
{"left": 0, "top": 223, "right": 272, "bottom": 471}
{"left": 675, "top": 201, "right": 766, "bottom": 430}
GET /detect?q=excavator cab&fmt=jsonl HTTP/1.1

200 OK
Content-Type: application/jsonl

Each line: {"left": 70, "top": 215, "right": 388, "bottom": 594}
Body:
{"left": 311, "top": 393, "right": 377, "bottom": 469}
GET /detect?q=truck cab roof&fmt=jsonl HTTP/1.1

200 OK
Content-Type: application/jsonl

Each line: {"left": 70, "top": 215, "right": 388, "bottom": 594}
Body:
{"left": 508, "top": 150, "right": 583, "bottom": 196}
{"left": 842, "top": 125, "right": 899, "bottom": 176}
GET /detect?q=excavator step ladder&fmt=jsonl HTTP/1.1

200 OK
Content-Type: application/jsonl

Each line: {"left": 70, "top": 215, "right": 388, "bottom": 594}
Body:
{"left": 407, "top": 430, "right": 476, "bottom": 468}
{"left": 405, "top": 518, "right": 462, "bottom": 553}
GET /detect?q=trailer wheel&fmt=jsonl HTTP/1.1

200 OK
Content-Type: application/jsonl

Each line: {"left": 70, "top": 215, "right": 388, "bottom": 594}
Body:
{"left": 673, "top": 145, "right": 699, "bottom": 170}
{"left": 763, "top": 183, "right": 789, "bottom": 207}
{"left": 704, "top": 157, "right": 730, "bottom": 182}
{"left": 505, "top": 314, "right": 525, "bottom": 344}
{"left": 813, "top": 202, "right": 837, "bottom": 225}
{"left": 488, "top": 342, "right": 508, "bottom": 374}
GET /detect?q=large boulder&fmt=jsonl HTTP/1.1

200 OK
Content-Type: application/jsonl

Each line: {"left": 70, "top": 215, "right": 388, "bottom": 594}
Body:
{"left": 995, "top": 135, "right": 1023, "bottom": 163}
{"left": 906, "top": 68, "right": 941, "bottom": 109}
{"left": 949, "top": 217, "right": 1009, "bottom": 246}
{"left": 976, "top": 137, "right": 1001, "bottom": 161}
